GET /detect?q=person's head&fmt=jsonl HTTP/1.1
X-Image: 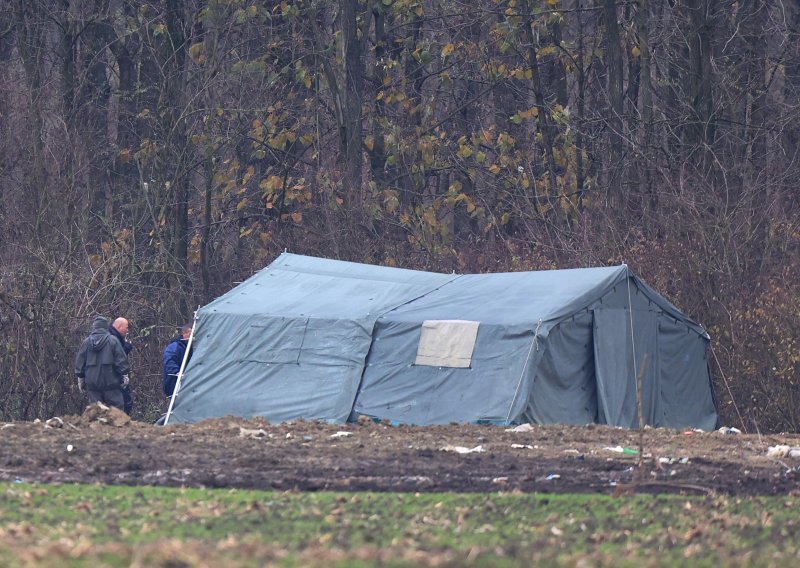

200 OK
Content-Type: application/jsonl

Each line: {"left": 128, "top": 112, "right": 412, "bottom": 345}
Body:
{"left": 91, "top": 315, "right": 109, "bottom": 332}
{"left": 112, "top": 317, "right": 129, "bottom": 336}
{"left": 180, "top": 323, "right": 193, "bottom": 340}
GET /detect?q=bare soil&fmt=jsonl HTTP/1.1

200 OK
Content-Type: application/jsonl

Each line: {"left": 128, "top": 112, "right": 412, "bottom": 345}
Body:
{"left": 1, "top": 405, "right": 798, "bottom": 495}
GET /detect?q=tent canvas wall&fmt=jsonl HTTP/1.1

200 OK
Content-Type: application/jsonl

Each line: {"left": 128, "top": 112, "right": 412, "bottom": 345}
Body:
{"left": 167, "top": 253, "right": 718, "bottom": 430}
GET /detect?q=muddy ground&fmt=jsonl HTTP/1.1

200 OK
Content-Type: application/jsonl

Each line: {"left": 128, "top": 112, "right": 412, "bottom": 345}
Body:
{"left": 1, "top": 405, "right": 798, "bottom": 496}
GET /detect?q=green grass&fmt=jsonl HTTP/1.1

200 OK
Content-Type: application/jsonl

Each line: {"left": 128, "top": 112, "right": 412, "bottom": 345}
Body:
{"left": 1, "top": 482, "right": 798, "bottom": 567}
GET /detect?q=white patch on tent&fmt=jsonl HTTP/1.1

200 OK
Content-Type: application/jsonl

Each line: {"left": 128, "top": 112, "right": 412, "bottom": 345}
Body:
{"left": 414, "top": 319, "right": 479, "bottom": 368}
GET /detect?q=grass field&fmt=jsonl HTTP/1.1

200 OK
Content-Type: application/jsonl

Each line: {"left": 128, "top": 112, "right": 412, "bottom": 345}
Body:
{"left": 1, "top": 482, "right": 798, "bottom": 567}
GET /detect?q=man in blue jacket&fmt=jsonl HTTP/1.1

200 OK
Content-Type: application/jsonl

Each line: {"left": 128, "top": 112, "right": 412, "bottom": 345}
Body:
{"left": 75, "top": 316, "right": 131, "bottom": 411}
{"left": 162, "top": 323, "right": 193, "bottom": 397}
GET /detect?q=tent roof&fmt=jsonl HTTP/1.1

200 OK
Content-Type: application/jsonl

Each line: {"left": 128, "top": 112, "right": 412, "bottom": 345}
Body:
{"left": 200, "top": 253, "right": 705, "bottom": 334}
{"left": 201, "top": 253, "right": 456, "bottom": 320}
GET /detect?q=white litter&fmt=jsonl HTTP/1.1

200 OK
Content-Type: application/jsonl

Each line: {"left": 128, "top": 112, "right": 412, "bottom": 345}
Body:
{"left": 330, "top": 431, "right": 353, "bottom": 438}
{"left": 511, "top": 443, "right": 534, "bottom": 449}
{"left": 439, "top": 445, "right": 485, "bottom": 454}
{"left": 505, "top": 423, "right": 534, "bottom": 433}
{"left": 45, "top": 417, "right": 64, "bottom": 429}
{"left": 238, "top": 427, "right": 270, "bottom": 439}
{"left": 766, "top": 445, "right": 800, "bottom": 459}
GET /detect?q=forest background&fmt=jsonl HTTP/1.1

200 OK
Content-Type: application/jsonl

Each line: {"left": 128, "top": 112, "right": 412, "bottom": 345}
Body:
{"left": 0, "top": 0, "right": 797, "bottom": 431}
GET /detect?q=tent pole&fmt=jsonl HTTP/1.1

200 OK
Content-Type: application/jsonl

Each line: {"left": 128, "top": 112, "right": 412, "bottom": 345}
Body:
{"left": 625, "top": 266, "right": 640, "bottom": 424}
{"left": 504, "top": 319, "right": 542, "bottom": 424}
{"left": 164, "top": 309, "right": 199, "bottom": 425}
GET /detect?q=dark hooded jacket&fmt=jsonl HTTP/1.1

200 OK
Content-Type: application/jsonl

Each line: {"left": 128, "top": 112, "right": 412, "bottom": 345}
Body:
{"left": 109, "top": 325, "right": 133, "bottom": 355}
{"left": 162, "top": 336, "right": 191, "bottom": 396}
{"left": 74, "top": 316, "right": 131, "bottom": 391}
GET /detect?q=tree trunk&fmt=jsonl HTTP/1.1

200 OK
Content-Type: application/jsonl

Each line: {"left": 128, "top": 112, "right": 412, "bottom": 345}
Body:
{"left": 636, "top": 0, "right": 654, "bottom": 211}
{"left": 522, "top": 0, "right": 558, "bottom": 215}
{"left": 341, "top": 0, "right": 364, "bottom": 207}
{"left": 603, "top": 0, "right": 624, "bottom": 206}
{"left": 685, "top": 0, "right": 715, "bottom": 149}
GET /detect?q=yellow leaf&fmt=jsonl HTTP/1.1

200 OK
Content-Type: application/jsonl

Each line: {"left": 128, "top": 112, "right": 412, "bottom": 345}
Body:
{"left": 488, "top": 164, "right": 501, "bottom": 174}
{"left": 291, "top": 211, "right": 303, "bottom": 223}
{"left": 236, "top": 198, "right": 248, "bottom": 211}
{"left": 441, "top": 43, "right": 455, "bottom": 58}
{"left": 259, "top": 175, "right": 282, "bottom": 192}
{"left": 189, "top": 42, "right": 203, "bottom": 60}
{"left": 632, "top": 45, "right": 641, "bottom": 57}
{"left": 458, "top": 145, "right": 473, "bottom": 158}
{"left": 365, "top": 136, "right": 375, "bottom": 151}
{"left": 243, "top": 166, "right": 255, "bottom": 184}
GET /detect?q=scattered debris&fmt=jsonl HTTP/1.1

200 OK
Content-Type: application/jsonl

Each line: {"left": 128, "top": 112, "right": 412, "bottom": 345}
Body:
{"left": 82, "top": 403, "right": 131, "bottom": 427}
{"left": 604, "top": 446, "right": 639, "bottom": 455}
{"left": 545, "top": 474, "right": 561, "bottom": 481}
{"left": 330, "top": 431, "right": 353, "bottom": 438}
{"left": 717, "top": 427, "right": 742, "bottom": 435}
{"left": 511, "top": 443, "right": 534, "bottom": 449}
{"left": 66, "top": 444, "right": 74, "bottom": 452}
{"left": 659, "top": 457, "right": 690, "bottom": 465}
{"left": 45, "top": 417, "right": 64, "bottom": 429}
{"left": 505, "top": 423, "right": 534, "bottom": 433}
{"left": 767, "top": 445, "right": 800, "bottom": 459}
{"left": 439, "top": 445, "right": 484, "bottom": 454}
{"left": 238, "top": 427, "right": 270, "bottom": 439}
{"left": 492, "top": 476, "right": 509, "bottom": 484}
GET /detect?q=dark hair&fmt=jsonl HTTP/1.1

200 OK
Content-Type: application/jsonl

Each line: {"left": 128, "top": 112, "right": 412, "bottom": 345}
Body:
{"left": 180, "top": 323, "right": 193, "bottom": 333}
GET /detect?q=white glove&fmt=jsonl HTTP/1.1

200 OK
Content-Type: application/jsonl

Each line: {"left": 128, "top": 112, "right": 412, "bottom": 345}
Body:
{"left": 121, "top": 375, "right": 130, "bottom": 388}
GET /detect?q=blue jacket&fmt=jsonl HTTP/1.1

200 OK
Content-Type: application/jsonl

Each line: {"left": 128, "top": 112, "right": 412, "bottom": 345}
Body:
{"left": 162, "top": 336, "right": 191, "bottom": 396}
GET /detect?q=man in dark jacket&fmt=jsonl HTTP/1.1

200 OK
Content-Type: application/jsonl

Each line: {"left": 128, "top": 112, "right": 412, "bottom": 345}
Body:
{"left": 109, "top": 317, "right": 134, "bottom": 415}
{"left": 162, "top": 323, "right": 193, "bottom": 397}
{"left": 74, "top": 315, "right": 131, "bottom": 411}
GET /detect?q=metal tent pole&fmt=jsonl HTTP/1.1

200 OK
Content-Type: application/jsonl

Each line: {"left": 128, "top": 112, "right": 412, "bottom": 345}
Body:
{"left": 164, "top": 309, "right": 199, "bottom": 425}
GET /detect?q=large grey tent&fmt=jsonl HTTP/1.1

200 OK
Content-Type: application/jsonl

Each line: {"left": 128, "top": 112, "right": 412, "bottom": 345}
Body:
{"left": 167, "top": 253, "right": 717, "bottom": 430}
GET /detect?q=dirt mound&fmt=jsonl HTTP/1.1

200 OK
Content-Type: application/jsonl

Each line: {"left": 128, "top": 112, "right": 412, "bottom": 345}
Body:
{"left": 1, "top": 417, "right": 798, "bottom": 495}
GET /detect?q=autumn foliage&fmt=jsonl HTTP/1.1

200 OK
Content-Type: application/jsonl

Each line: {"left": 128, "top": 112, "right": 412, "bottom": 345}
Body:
{"left": 0, "top": 0, "right": 797, "bottom": 429}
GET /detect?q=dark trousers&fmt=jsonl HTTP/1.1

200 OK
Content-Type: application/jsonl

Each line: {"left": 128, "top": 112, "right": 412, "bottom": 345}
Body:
{"left": 87, "top": 388, "right": 125, "bottom": 411}
{"left": 121, "top": 385, "right": 133, "bottom": 415}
